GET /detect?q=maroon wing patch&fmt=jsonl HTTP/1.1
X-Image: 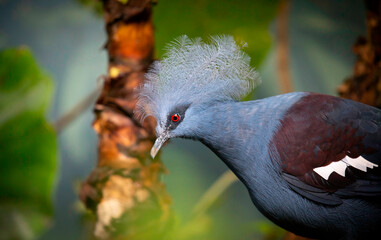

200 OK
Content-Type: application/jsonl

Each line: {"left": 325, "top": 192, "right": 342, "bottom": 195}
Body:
{"left": 269, "top": 93, "right": 381, "bottom": 205}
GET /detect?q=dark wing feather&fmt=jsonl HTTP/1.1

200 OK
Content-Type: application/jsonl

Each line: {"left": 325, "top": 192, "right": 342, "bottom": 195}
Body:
{"left": 270, "top": 93, "right": 381, "bottom": 205}
{"left": 282, "top": 172, "right": 343, "bottom": 206}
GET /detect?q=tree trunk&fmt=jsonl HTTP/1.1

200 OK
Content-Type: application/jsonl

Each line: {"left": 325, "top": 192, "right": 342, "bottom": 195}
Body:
{"left": 80, "top": 0, "right": 173, "bottom": 239}
{"left": 338, "top": 0, "right": 381, "bottom": 108}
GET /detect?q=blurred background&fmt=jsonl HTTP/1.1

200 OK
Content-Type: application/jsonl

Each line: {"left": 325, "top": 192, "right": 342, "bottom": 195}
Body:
{"left": 0, "top": 0, "right": 366, "bottom": 239}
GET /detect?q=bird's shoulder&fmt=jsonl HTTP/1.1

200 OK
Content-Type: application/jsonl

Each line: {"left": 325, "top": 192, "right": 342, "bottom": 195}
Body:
{"left": 269, "top": 92, "right": 381, "bottom": 205}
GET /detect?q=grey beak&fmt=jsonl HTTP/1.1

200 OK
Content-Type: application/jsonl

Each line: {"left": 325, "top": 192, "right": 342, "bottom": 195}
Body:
{"left": 150, "top": 134, "right": 169, "bottom": 159}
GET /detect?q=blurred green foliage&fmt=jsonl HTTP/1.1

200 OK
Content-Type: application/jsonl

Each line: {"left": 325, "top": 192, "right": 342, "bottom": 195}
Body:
{"left": 0, "top": 48, "right": 57, "bottom": 239}
{"left": 77, "top": 0, "right": 103, "bottom": 16}
{"left": 153, "top": 0, "right": 279, "bottom": 67}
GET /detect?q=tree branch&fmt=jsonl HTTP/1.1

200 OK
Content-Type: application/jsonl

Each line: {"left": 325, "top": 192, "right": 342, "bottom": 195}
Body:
{"left": 52, "top": 87, "right": 101, "bottom": 133}
{"left": 192, "top": 170, "right": 238, "bottom": 217}
{"left": 276, "top": 0, "right": 293, "bottom": 94}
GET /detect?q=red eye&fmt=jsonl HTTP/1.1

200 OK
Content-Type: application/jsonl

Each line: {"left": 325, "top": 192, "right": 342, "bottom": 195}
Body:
{"left": 171, "top": 114, "right": 180, "bottom": 122}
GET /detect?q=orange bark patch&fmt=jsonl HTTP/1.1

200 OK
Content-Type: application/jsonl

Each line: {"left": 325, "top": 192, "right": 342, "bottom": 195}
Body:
{"left": 110, "top": 21, "right": 154, "bottom": 60}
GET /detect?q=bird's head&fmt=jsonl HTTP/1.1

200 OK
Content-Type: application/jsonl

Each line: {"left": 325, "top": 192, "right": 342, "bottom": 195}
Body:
{"left": 135, "top": 35, "right": 258, "bottom": 158}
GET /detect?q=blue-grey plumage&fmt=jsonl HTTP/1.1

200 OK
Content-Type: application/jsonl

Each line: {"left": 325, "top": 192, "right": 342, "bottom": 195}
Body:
{"left": 136, "top": 36, "right": 381, "bottom": 239}
{"left": 185, "top": 94, "right": 381, "bottom": 240}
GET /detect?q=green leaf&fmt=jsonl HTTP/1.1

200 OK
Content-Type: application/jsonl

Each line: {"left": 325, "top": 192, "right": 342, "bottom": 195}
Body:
{"left": 0, "top": 48, "right": 57, "bottom": 239}
{"left": 118, "top": 0, "right": 129, "bottom": 4}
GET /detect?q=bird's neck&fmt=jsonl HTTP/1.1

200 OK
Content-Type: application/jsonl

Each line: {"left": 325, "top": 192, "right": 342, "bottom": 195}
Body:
{"left": 190, "top": 100, "right": 277, "bottom": 186}
{"left": 189, "top": 93, "right": 304, "bottom": 189}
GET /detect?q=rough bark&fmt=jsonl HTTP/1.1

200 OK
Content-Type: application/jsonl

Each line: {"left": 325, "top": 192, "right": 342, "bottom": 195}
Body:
{"left": 338, "top": 0, "right": 381, "bottom": 108}
{"left": 79, "top": 0, "right": 172, "bottom": 239}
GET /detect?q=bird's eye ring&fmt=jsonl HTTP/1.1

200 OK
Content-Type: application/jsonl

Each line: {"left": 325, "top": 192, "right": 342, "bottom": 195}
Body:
{"left": 171, "top": 114, "right": 180, "bottom": 122}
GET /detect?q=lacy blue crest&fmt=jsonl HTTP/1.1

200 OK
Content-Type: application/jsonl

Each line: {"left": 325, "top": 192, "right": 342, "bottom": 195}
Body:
{"left": 135, "top": 35, "right": 259, "bottom": 121}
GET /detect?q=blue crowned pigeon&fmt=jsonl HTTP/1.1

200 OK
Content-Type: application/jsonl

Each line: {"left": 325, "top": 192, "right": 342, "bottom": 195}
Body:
{"left": 135, "top": 36, "right": 381, "bottom": 240}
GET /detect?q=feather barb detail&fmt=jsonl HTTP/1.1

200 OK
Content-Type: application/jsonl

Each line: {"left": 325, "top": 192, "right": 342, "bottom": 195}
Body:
{"left": 135, "top": 35, "right": 259, "bottom": 121}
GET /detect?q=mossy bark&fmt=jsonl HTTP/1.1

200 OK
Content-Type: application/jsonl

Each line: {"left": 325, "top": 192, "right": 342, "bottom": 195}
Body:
{"left": 80, "top": 1, "right": 173, "bottom": 239}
